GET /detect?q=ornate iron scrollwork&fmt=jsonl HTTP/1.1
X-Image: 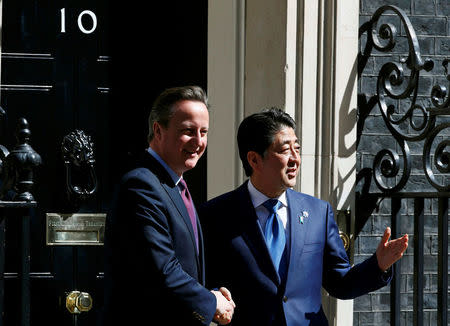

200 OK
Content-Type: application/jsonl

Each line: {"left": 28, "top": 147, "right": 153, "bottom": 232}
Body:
{"left": 61, "top": 130, "right": 97, "bottom": 203}
{"left": 363, "top": 5, "right": 450, "bottom": 193}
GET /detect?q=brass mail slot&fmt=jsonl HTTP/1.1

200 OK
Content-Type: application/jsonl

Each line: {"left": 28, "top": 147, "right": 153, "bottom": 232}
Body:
{"left": 46, "top": 213, "right": 106, "bottom": 246}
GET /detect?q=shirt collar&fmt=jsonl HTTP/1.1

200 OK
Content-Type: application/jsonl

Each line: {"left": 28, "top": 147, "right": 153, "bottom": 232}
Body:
{"left": 247, "top": 179, "right": 287, "bottom": 209}
{"left": 147, "top": 147, "right": 183, "bottom": 186}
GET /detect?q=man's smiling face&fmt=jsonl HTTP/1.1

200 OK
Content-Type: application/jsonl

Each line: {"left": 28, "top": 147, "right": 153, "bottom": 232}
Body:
{"left": 154, "top": 100, "right": 209, "bottom": 176}
{"left": 254, "top": 126, "right": 301, "bottom": 195}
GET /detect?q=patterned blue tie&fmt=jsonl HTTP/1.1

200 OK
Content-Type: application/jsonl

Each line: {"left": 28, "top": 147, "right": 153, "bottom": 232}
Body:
{"left": 263, "top": 199, "right": 286, "bottom": 273}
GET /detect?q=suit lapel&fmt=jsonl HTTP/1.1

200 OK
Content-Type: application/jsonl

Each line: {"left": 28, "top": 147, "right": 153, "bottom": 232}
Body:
{"left": 237, "top": 183, "right": 281, "bottom": 285}
{"left": 285, "top": 189, "right": 309, "bottom": 286}
{"left": 143, "top": 151, "right": 201, "bottom": 271}
{"left": 161, "top": 183, "right": 199, "bottom": 248}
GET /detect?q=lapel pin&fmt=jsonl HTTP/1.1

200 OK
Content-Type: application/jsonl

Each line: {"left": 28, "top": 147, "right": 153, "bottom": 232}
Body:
{"left": 299, "top": 211, "right": 309, "bottom": 224}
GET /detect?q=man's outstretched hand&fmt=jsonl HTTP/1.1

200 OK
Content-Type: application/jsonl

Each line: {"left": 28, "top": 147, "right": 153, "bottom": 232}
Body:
{"left": 376, "top": 227, "right": 409, "bottom": 272}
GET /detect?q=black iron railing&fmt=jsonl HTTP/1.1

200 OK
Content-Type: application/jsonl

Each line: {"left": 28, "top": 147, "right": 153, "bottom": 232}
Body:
{"left": 0, "top": 116, "right": 41, "bottom": 326}
{"left": 359, "top": 5, "right": 449, "bottom": 326}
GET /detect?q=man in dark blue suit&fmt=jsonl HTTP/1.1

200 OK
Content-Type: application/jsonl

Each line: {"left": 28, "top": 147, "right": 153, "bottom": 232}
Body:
{"left": 103, "top": 86, "right": 235, "bottom": 325}
{"left": 200, "top": 108, "right": 408, "bottom": 326}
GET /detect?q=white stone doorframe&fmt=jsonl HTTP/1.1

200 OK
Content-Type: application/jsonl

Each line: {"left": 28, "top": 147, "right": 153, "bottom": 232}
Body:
{"left": 207, "top": 1, "right": 359, "bottom": 325}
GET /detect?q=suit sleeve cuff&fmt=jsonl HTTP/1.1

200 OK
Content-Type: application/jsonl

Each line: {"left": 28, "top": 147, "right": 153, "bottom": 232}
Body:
{"left": 192, "top": 290, "right": 217, "bottom": 325}
{"left": 371, "top": 253, "right": 393, "bottom": 284}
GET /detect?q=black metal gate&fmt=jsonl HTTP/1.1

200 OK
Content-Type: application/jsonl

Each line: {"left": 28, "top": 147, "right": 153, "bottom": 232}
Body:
{"left": 358, "top": 5, "right": 449, "bottom": 326}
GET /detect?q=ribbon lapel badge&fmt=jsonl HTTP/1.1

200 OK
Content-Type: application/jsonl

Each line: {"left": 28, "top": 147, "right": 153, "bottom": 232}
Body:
{"left": 298, "top": 210, "right": 309, "bottom": 224}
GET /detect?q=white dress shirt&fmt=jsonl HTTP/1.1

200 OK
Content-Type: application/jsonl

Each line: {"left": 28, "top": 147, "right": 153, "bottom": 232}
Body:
{"left": 247, "top": 179, "right": 288, "bottom": 229}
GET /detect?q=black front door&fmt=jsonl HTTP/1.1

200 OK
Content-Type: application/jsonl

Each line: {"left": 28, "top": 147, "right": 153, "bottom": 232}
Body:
{"left": 0, "top": 1, "right": 207, "bottom": 325}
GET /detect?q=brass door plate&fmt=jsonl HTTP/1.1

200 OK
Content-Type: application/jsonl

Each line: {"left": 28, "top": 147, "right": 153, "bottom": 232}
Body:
{"left": 46, "top": 213, "right": 106, "bottom": 246}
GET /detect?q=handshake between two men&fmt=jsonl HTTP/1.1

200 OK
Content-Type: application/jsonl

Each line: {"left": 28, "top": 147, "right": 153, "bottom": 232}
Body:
{"left": 211, "top": 287, "right": 236, "bottom": 325}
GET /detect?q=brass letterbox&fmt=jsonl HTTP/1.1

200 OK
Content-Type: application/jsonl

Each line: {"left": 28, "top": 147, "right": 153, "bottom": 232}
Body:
{"left": 46, "top": 213, "right": 106, "bottom": 246}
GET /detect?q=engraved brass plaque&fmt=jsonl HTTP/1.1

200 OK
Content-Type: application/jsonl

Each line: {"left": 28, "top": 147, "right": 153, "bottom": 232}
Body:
{"left": 46, "top": 213, "right": 106, "bottom": 246}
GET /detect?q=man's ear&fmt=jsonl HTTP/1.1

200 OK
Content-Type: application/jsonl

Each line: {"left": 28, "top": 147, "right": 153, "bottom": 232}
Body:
{"left": 153, "top": 122, "right": 162, "bottom": 141}
{"left": 247, "top": 151, "right": 262, "bottom": 173}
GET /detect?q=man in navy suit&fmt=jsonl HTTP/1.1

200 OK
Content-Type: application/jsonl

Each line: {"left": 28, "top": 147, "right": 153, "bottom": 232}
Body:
{"left": 103, "top": 86, "right": 235, "bottom": 325}
{"left": 200, "top": 108, "right": 408, "bottom": 325}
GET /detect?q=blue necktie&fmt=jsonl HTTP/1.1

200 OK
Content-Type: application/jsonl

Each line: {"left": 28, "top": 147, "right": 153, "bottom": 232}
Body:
{"left": 263, "top": 199, "right": 286, "bottom": 274}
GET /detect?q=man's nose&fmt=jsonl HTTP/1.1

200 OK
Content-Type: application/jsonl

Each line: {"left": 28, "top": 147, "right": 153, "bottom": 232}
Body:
{"left": 289, "top": 148, "right": 300, "bottom": 161}
{"left": 192, "top": 130, "right": 203, "bottom": 146}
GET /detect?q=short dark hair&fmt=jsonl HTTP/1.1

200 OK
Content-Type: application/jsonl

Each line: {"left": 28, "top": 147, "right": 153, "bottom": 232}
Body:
{"left": 237, "top": 107, "right": 296, "bottom": 176}
{"left": 148, "top": 86, "right": 208, "bottom": 141}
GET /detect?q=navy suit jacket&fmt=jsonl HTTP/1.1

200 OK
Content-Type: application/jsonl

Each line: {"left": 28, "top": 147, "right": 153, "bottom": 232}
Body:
{"left": 102, "top": 151, "right": 216, "bottom": 325}
{"left": 200, "top": 181, "right": 391, "bottom": 326}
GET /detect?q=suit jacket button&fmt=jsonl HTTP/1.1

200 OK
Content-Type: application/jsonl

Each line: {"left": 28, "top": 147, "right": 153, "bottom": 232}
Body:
{"left": 283, "top": 296, "right": 288, "bottom": 303}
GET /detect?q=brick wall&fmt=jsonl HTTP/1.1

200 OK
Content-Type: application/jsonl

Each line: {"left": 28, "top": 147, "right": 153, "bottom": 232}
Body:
{"left": 356, "top": 1, "right": 450, "bottom": 325}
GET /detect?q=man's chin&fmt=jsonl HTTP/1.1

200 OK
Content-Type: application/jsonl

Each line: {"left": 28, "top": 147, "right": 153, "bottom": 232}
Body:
{"left": 284, "top": 178, "right": 297, "bottom": 188}
{"left": 183, "top": 159, "right": 200, "bottom": 171}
